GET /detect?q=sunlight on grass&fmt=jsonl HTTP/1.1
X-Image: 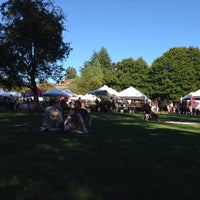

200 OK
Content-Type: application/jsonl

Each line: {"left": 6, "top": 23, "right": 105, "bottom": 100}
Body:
{"left": 1, "top": 111, "right": 200, "bottom": 200}
{"left": 118, "top": 121, "right": 143, "bottom": 126}
{"left": 61, "top": 138, "right": 82, "bottom": 149}
{"left": 37, "top": 144, "right": 62, "bottom": 152}
{"left": 0, "top": 118, "right": 12, "bottom": 122}
{"left": 36, "top": 138, "right": 83, "bottom": 154}
{"left": 148, "top": 122, "right": 200, "bottom": 134}
{"left": 0, "top": 175, "right": 20, "bottom": 188}
{"left": 70, "top": 183, "right": 101, "bottom": 200}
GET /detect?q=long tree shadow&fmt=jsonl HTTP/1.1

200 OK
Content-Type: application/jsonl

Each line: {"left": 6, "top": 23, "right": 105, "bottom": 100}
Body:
{"left": 1, "top": 111, "right": 200, "bottom": 200}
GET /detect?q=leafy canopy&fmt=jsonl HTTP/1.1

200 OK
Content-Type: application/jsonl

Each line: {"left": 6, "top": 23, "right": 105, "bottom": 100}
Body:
{"left": 0, "top": 0, "right": 72, "bottom": 100}
{"left": 148, "top": 47, "right": 200, "bottom": 101}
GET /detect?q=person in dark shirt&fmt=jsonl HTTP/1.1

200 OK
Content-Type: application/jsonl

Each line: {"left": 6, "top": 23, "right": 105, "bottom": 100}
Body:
{"left": 64, "top": 100, "right": 91, "bottom": 133}
{"left": 143, "top": 102, "right": 151, "bottom": 121}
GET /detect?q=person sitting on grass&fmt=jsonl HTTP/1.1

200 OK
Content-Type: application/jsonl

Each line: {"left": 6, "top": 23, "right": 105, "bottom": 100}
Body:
{"left": 41, "top": 105, "right": 63, "bottom": 132}
{"left": 143, "top": 102, "right": 152, "bottom": 121}
{"left": 63, "top": 100, "right": 91, "bottom": 133}
{"left": 143, "top": 102, "right": 160, "bottom": 121}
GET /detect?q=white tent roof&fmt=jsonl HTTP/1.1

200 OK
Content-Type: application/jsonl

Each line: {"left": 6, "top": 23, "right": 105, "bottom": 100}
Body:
{"left": 182, "top": 89, "right": 200, "bottom": 100}
{"left": 118, "top": 86, "right": 147, "bottom": 99}
{"left": 43, "top": 88, "right": 70, "bottom": 97}
{"left": 76, "top": 94, "right": 97, "bottom": 101}
{"left": 9, "top": 91, "right": 21, "bottom": 98}
{"left": 63, "top": 89, "right": 77, "bottom": 97}
{"left": 90, "top": 85, "right": 119, "bottom": 97}
{"left": 98, "top": 85, "right": 119, "bottom": 96}
{"left": 191, "top": 89, "right": 200, "bottom": 97}
{"left": 0, "top": 89, "right": 11, "bottom": 97}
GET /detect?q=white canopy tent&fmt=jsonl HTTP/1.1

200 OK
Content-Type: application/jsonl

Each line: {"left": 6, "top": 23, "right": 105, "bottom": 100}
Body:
{"left": 63, "top": 89, "right": 77, "bottom": 97}
{"left": 9, "top": 91, "right": 21, "bottom": 98}
{"left": 90, "top": 85, "right": 119, "bottom": 97}
{"left": 0, "top": 89, "right": 11, "bottom": 97}
{"left": 43, "top": 88, "right": 71, "bottom": 97}
{"left": 192, "top": 89, "right": 200, "bottom": 97}
{"left": 118, "top": 86, "right": 149, "bottom": 101}
{"left": 0, "top": 89, "right": 21, "bottom": 98}
{"left": 181, "top": 89, "right": 200, "bottom": 100}
{"left": 76, "top": 94, "right": 97, "bottom": 101}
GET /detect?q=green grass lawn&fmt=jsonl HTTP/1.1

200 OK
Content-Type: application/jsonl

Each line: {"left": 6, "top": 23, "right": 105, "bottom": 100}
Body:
{"left": 0, "top": 110, "right": 200, "bottom": 200}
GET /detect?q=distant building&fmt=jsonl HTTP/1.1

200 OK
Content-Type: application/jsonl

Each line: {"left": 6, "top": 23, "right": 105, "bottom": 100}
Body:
{"left": 54, "top": 79, "right": 74, "bottom": 90}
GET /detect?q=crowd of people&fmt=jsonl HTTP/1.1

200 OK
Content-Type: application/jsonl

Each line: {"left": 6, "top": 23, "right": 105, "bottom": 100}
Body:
{"left": 165, "top": 100, "right": 200, "bottom": 115}
{"left": 40, "top": 99, "right": 92, "bottom": 134}
{"left": 1, "top": 93, "right": 199, "bottom": 133}
{"left": 0, "top": 95, "right": 18, "bottom": 110}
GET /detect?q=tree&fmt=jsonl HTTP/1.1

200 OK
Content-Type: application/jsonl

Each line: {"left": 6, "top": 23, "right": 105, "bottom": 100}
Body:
{"left": 112, "top": 57, "right": 149, "bottom": 92}
{"left": 38, "top": 80, "right": 54, "bottom": 91}
{"left": 0, "top": 33, "right": 24, "bottom": 89}
{"left": 0, "top": 0, "right": 72, "bottom": 101}
{"left": 148, "top": 47, "right": 200, "bottom": 102}
{"left": 130, "top": 57, "right": 149, "bottom": 95}
{"left": 74, "top": 58, "right": 104, "bottom": 94}
{"left": 89, "top": 47, "right": 113, "bottom": 84}
{"left": 65, "top": 66, "right": 77, "bottom": 79}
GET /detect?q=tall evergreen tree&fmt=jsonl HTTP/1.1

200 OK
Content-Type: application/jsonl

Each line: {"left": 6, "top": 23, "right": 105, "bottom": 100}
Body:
{"left": 65, "top": 66, "right": 77, "bottom": 79}
{"left": 75, "top": 58, "right": 104, "bottom": 94}
{"left": 88, "top": 47, "right": 112, "bottom": 85}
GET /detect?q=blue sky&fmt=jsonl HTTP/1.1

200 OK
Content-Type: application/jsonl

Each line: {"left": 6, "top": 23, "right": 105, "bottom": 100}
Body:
{"left": 0, "top": 0, "right": 199, "bottom": 77}
{"left": 55, "top": 0, "right": 200, "bottom": 75}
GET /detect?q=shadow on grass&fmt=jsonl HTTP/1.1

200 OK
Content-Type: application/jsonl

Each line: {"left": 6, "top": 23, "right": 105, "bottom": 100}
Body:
{"left": 0, "top": 110, "right": 200, "bottom": 200}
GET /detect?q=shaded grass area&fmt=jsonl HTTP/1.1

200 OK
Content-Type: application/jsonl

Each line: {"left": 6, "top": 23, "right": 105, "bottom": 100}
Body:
{"left": 0, "top": 110, "right": 200, "bottom": 200}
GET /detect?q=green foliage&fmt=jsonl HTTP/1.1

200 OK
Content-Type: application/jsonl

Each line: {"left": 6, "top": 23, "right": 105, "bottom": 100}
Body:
{"left": 74, "top": 58, "right": 104, "bottom": 94}
{"left": 90, "top": 47, "right": 112, "bottom": 71}
{"left": 38, "top": 80, "right": 54, "bottom": 91}
{"left": 0, "top": 0, "right": 72, "bottom": 100}
{"left": 65, "top": 66, "right": 77, "bottom": 79}
{"left": 68, "top": 76, "right": 81, "bottom": 94}
{"left": 149, "top": 47, "right": 200, "bottom": 101}
{"left": 65, "top": 46, "right": 200, "bottom": 102}
{"left": 112, "top": 57, "right": 149, "bottom": 92}
{"left": 88, "top": 47, "right": 113, "bottom": 85}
